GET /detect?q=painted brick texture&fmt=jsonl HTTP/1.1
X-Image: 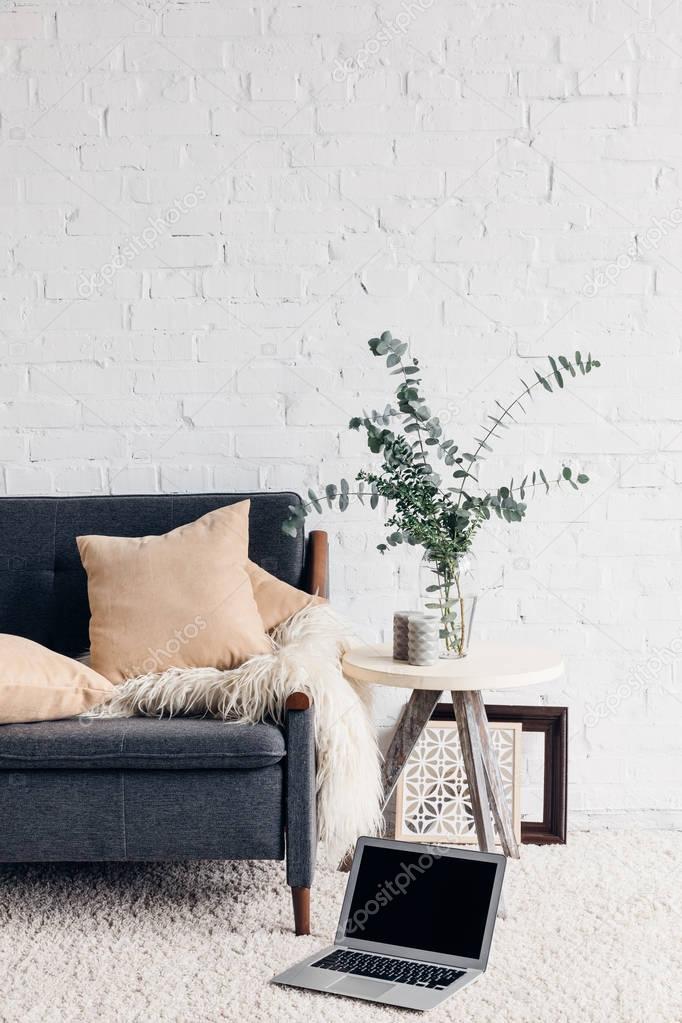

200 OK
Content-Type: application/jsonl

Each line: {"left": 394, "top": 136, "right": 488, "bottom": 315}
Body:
{"left": 0, "top": 0, "right": 680, "bottom": 827}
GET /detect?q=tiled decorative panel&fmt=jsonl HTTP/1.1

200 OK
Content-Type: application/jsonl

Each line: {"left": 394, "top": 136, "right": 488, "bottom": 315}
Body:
{"left": 395, "top": 721, "right": 522, "bottom": 845}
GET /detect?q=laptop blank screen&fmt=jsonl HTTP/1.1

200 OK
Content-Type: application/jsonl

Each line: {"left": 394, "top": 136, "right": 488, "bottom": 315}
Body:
{"left": 344, "top": 846, "right": 497, "bottom": 960}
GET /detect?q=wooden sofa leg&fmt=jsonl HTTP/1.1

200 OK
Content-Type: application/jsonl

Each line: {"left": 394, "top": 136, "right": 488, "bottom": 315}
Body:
{"left": 291, "top": 886, "right": 311, "bottom": 936}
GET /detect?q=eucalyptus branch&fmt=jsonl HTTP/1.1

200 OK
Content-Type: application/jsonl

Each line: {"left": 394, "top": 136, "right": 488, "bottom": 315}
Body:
{"left": 455, "top": 378, "right": 539, "bottom": 503}
{"left": 282, "top": 481, "right": 379, "bottom": 537}
{"left": 506, "top": 465, "right": 590, "bottom": 500}
{"left": 455, "top": 350, "right": 601, "bottom": 506}
{"left": 397, "top": 354, "right": 431, "bottom": 475}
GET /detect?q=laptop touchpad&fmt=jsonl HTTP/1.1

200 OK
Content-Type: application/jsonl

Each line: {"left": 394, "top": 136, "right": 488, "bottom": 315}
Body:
{"left": 330, "top": 977, "right": 395, "bottom": 999}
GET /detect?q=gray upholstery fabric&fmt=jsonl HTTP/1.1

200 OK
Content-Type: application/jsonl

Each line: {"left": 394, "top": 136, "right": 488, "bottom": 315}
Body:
{"left": 0, "top": 770, "right": 125, "bottom": 860}
{"left": 0, "top": 718, "right": 286, "bottom": 771}
{"left": 124, "top": 768, "right": 284, "bottom": 861}
{"left": 285, "top": 703, "right": 316, "bottom": 888}
{"left": 0, "top": 767, "right": 284, "bottom": 862}
{"left": 0, "top": 493, "right": 305, "bottom": 656}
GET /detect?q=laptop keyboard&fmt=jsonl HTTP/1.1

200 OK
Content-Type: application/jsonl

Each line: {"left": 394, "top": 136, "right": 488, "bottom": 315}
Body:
{"left": 312, "top": 949, "right": 464, "bottom": 990}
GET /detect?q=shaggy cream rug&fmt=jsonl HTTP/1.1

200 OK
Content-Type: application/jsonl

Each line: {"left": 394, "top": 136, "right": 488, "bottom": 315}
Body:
{"left": 0, "top": 832, "right": 679, "bottom": 1023}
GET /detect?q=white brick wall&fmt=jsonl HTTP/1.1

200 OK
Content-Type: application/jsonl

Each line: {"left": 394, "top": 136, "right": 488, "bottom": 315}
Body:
{"left": 0, "top": 0, "right": 680, "bottom": 829}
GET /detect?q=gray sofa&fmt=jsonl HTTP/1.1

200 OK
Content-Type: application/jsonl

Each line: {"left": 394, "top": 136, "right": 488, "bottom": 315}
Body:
{"left": 0, "top": 493, "right": 327, "bottom": 935}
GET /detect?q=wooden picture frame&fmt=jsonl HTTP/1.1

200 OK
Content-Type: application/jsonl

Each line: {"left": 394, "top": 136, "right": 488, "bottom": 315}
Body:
{"left": 431, "top": 703, "right": 568, "bottom": 845}
{"left": 394, "top": 719, "right": 522, "bottom": 847}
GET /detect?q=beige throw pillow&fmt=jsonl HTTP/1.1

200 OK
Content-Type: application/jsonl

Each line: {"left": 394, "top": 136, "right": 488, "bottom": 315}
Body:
{"left": 246, "top": 560, "right": 324, "bottom": 632}
{"left": 77, "top": 500, "right": 271, "bottom": 683}
{"left": 0, "top": 634, "right": 114, "bottom": 724}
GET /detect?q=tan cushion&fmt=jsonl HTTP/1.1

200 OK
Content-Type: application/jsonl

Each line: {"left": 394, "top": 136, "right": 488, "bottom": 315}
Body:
{"left": 246, "top": 560, "right": 324, "bottom": 632}
{"left": 0, "top": 634, "right": 114, "bottom": 724}
{"left": 77, "top": 500, "right": 271, "bottom": 683}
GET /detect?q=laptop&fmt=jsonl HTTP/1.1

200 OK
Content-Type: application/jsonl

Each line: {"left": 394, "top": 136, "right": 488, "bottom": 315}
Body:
{"left": 272, "top": 836, "right": 506, "bottom": 1011}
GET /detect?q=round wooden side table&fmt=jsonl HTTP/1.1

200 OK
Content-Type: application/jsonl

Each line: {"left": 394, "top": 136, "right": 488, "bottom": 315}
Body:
{"left": 342, "top": 641, "right": 564, "bottom": 858}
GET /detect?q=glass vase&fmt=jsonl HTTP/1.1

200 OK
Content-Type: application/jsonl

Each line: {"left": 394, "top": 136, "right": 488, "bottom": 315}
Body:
{"left": 419, "top": 552, "right": 478, "bottom": 659}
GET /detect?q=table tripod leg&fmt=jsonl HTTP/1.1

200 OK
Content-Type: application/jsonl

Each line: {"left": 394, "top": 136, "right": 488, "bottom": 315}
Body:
{"left": 380, "top": 688, "right": 444, "bottom": 810}
{"left": 452, "top": 691, "right": 496, "bottom": 852}
{"left": 468, "top": 690, "right": 520, "bottom": 859}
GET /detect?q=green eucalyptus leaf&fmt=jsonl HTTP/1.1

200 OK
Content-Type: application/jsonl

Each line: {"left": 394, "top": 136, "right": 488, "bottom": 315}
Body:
{"left": 535, "top": 370, "right": 552, "bottom": 392}
{"left": 370, "top": 484, "right": 379, "bottom": 510}
{"left": 307, "top": 488, "right": 322, "bottom": 513}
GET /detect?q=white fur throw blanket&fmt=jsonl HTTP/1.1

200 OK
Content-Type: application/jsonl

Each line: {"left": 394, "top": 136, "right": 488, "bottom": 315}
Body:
{"left": 90, "top": 604, "right": 383, "bottom": 862}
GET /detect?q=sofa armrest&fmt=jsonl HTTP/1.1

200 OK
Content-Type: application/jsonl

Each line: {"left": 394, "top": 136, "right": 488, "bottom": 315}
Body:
{"left": 284, "top": 692, "right": 316, "bottom": 889}
{"left": 306, "top": 530, "right": 329, "bottom": 599}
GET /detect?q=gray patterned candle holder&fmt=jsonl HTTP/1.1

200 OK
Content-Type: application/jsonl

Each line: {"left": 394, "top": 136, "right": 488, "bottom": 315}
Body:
{"left": 407, "top": 614, "right": 440, "bottom": 666}
{"left": 392, "top": 611, "right": 415, "bottom": 661}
